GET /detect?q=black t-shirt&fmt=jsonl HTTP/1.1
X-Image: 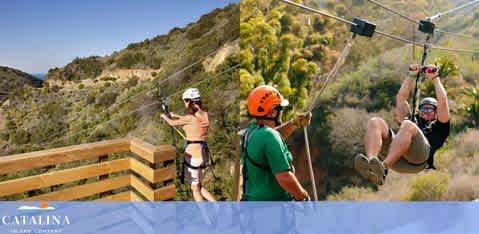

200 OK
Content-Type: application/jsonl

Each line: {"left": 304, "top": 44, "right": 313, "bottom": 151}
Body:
{"left": 416, "top": 116, "right": 450, "bottom": 166}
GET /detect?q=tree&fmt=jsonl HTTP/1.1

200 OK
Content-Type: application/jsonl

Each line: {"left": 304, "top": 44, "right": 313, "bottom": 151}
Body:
{"left": 240, "top": 4, "right": 332, "bottom": 118}
{"left": 464, "top": 86, "right": 479, "bottom": 127}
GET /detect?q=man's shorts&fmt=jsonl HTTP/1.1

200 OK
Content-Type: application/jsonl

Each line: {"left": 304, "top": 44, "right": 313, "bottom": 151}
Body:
{"left": 379, "top": 127, "right": 430, "bottom": 173}
{"left": 184, "top": 156, "right": 203, "bottom": 185}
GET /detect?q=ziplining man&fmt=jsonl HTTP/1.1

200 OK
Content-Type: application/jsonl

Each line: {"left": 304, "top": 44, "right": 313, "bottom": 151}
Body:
{"left": 354, "top": 64, "right": 450, "bottom": 185}
{"left": 241, "top": 85, "right": 312, "bottom": 201}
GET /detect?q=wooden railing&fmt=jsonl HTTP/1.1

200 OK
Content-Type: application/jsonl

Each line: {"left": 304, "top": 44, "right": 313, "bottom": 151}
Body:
{"left": 0, "top": 137, "right": 176, "bottom": 201}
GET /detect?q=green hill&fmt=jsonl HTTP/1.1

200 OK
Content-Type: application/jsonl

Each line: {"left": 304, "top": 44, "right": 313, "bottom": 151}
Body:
{"left": 0, "top": 66, "right": 43, "bottom": 100}
{"left": 45, "top": 4, "right": 239, "bottom": 83}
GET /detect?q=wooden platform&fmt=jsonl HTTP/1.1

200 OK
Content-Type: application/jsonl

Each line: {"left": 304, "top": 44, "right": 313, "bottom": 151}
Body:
{"left": 0, "top": 137, "right": 176, "bottom": 201}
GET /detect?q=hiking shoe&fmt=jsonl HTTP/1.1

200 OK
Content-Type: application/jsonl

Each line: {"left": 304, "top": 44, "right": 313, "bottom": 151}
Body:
{"left": 369, "top": 157, "right": 388, "bottom": 186}
{"left": 354, "top": 154, "right": 370, "bottom": 180}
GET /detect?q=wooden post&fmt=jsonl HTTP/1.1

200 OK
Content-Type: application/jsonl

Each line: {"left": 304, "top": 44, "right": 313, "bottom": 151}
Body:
{"left": 149, "top": 162, "right": 162, "bottom": 189}
{"left": 98, "top": 155, "right": 111, "bottom": 198}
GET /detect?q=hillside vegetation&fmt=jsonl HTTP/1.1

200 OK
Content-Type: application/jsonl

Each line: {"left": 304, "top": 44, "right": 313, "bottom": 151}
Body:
{"left": 240, "top": 0, "right": 479, "bottom": 200}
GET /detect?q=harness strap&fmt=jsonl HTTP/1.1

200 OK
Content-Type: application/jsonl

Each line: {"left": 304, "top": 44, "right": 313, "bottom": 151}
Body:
{"left": 180, "top": 141, "right": 213, "bottom": 184}
{"left": 186, "top": 140, "right": 206, "bottom": 145}
{"left": 183, "top": 159, "right": 207, "bottom": 170}
{"left": 410, "top": 35, "right": 432, "bottom": 123}
{"left": 404, "top": 158, "right": 428, "bottom": 167}
{"left": 241, "top": 128, "right": 270, "bottom": 171}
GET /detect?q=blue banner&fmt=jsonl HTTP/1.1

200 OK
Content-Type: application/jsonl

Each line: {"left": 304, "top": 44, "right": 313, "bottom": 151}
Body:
{"left": 0, "top": 202, "right": 477, "bottom": 234}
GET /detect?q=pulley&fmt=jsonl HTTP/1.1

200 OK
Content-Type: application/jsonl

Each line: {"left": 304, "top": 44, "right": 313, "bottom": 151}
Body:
{"left": 350, "top": 17, "right": 376, "bottom": 37}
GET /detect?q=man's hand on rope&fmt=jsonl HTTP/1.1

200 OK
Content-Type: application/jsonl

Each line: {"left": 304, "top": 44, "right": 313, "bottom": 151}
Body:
{"left": 423, "top": 64, "right": 440, "bottom": 80}
{"left": 408, "top": 64, "right": 439, "bottom": 80}
{"left": 408, "top": 64, "right": 421, "bottom": 79}
{"left": 293, "top": 189, "right": 311, "bottom": 201}
{"left": 294, "top": 112, "right": 312, "bottom": 127}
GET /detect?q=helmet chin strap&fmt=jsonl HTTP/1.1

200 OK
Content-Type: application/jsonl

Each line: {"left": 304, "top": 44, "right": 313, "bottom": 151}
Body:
{"left": 257, "top": 113, "right": 282, "bottom": 127}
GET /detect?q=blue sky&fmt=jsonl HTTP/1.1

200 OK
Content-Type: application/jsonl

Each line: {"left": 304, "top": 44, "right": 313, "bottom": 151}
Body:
{"left": 0, "top": 0, "right": 238, "bottom": 74}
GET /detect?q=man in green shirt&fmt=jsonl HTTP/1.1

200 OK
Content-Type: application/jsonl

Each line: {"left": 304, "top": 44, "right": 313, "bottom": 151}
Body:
{"left": 241, "top": 85, "right": 310, "bottom": 201}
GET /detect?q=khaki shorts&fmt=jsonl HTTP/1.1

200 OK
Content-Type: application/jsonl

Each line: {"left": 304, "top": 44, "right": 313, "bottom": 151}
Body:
{"left": 379, "top": 128, "right": 430, "bottom": 173}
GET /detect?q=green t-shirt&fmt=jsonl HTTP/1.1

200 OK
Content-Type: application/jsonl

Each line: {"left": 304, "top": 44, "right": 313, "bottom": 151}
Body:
{"left": 241, "top": 123, "right": 294, "bottom": 201}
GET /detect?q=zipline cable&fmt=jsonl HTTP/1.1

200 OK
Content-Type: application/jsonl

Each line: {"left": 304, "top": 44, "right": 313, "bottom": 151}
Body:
{"left": 307, "top": 36, "right": 355, "bottom": 112}
{"left": 365, "top": 0, "right": 418, "bottom": 24}
{"left": 435, "top": 29, "right": 477, "bottom": 39}
{"left": 300, "top": 35, "right": 356, "bottom": 201}
{"left": 279, "top": 0, "right": 479, "bottom": 54}
{"left": 279, "top": 0, "right": 355, "bottom": 25}
{"left": 431, "top": 44, "right": 478, "bottom": 53}
{"left": 428, "top": 0, "right": 479, "bottom": 21}
{"left": 365, "top": 0, "right": 479, "bottom": 40}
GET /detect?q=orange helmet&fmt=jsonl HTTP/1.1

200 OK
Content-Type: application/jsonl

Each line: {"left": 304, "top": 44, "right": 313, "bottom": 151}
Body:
{"left": 247, "top": 85, "right": 289, "bottom": 117}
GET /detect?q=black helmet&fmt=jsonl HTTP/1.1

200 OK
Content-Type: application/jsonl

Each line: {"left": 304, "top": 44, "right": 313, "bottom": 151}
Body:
{"left": 419, "top": 97, "right": 438, "bottom": 108}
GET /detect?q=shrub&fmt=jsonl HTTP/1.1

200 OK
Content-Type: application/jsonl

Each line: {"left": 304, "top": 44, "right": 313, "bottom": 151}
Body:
{"left": 463, "top": 86, "right": 479, "bottom": 127}
{"left": 443, "top": 175, "right": 479, "bottom": 201}
{"left": 78, "top": 84, "right": 85, "bottom": 89}
{"left": 29, "top": 120, "right": 67, "bottom": 144}
{"left": 117, "top": 114, "right": 139, "bottom": 135}
{"left": 100, "top": 77, "right": 117, "bottom": 82}
{"left": 50, "top": 85, "right": 61, "bottom": 93}
{"left": 117, "top": 52, "right": 145, "bottom": 69}
{"left": 150, "top": 56, "right": 163, "bottom": 69}
{"left": 335, "top": 4, "right": 347, "bottom": 17}
{"left": 126, "top": 42, "right": 142, "bottom": 50}
{"left": 125, "top": 76, "right": 139, "bottom": 89}
{"left": 86, "top": 92, "right": 96, "bottom": 105}
{"left": 186, "top": 13, "right": 216, "bottom": 40}
{"left": 10, "top": 129, "right": 30, "bottom": 144}
{"left": 451, "top": 129, "right": 479, "bottom": 158}
{"left": 328, "top": 108, "right": 369, "bottom": 166}
{"left": 39, "top": 102, "right": 66, "bottom": 119}
{"left": 436, "top": 129, "right": 479, "bottom": 176}
{"left": 59, "top": 56, "right": 104, "bottom": 81}
{"left": 327, "top": 186, "right": 376, "bottom": 200}
{"left": 95, "top": 91, "right": 119, "bottom": 107}
{"left": 403, "top": 171, "right": 451, "bottom": 201}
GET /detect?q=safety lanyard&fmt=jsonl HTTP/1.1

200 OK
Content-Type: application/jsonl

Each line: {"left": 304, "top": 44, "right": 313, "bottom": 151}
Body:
{"left": 410, "top": 35, "right": 432, "bottom": 123}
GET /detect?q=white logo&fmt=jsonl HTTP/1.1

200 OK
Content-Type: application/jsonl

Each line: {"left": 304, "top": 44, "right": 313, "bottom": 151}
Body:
{"left": 2, "top": 203, "right": 70, "bottom": 234}
{"left": 17, "top": 206, "right": 55, "bottom": 211}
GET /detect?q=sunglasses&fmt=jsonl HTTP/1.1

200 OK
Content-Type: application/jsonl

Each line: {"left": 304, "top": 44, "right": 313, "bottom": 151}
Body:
{"left": 419, "top": 107, "right": 435, "bottom": 113}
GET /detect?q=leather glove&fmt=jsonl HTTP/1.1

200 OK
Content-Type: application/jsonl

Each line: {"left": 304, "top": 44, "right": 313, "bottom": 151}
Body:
{"left": 408, "top": 64, "right": 421, "bottom": 79}
{"left": 422, "top": 64, "right": 439, "bottom": 80}
{"left": 294, "top": 112, "right": 312, "bottom": 127}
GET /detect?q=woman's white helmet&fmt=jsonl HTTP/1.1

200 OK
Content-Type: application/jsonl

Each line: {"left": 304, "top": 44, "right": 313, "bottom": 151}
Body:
{"left": 182, "top": 88, "right": 201, "bottom": 101}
